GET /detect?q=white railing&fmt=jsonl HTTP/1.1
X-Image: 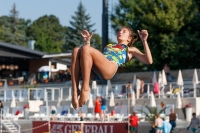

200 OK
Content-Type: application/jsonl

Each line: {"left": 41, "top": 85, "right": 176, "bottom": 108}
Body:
{"left": 0, "top": 82, "right": 199, "bottom": 102}
{"left": 12, "top": 120, "right": 21, "bottom": 133}
{"left": 0, "top": 109, "right": 10, "bottom": 133}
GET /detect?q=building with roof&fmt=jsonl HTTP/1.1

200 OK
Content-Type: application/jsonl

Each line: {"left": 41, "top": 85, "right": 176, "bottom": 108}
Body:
{"left": 0, "top": 42, "right": 71, "bottom": 84}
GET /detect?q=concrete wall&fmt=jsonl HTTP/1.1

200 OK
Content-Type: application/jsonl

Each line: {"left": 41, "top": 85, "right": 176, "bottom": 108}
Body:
{"left": 111, "top": 68, "right": 200, "bottom": 83}
{"left": 3, "top": 97, "right": 200, "bottom": 116}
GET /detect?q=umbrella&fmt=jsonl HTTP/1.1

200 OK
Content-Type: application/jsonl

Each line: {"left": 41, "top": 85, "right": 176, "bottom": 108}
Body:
{"left": 57, "top": 97, "right": 61, "bottom": 106}
{"left": 152, "top": 71, "right": 157, "bottom": 85}
{"left": 109, "top": 92, "right": 115, "bottom": 107}
{"left": 3, "top": 79, "right": 8, "bottom": 90}
{"left": 177, "top": 70, "right": 184, "bottom": 86}
{"left": 176, "top": 92, "right": 182, "bottom": 109}
{"left": 10, "top": 92, "right": 16, "bottom": 108}
{"left": 38, "top": 66, "right": 58, "bottom": 72}
{"left": 150, "top": 91, "right": 156, "bottom": 107}
{"left": 92, "top": 81, "right": 97, "bottom": 89}
{"left": 92, "top": 81, "right": 98, "bottom": 96}
{"left": 177, "top": 70, "right": 184, "bottom": 97}
{"left": 68, "top": 87, "right": 72, "bottom": 100}
{"left": 107, "top": 80, "right": 112, "bottom": 89}
{"left": 88, "top": 93, "right": 94, "bottom": 108}
{"left": 106, "top": 86, "right": 108, "bottom": 98}
{"left": 158, "top": 72, "right": 162, "bottom": 86}
{"left": 131, "top": 91, "right": 136, "bottom": 107}
{"left": 193, "top": 69, "right": 199, "bottom": 97}
{"left": 161, "top": 69, "right": 167, "bottom": 87}
{"left": 132, "top": 75, "right": 136, "bottom": 90}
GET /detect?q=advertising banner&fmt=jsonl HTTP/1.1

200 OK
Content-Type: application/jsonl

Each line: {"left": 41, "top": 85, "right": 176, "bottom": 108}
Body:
{"left": 32, "top": 121, "right": 128, "bottom": 133}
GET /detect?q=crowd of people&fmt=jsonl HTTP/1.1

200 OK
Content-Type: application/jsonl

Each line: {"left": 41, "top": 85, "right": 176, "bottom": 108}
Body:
{"left": 122, "top": 77, "right": 145, "bottom": 99}
{"left": 128, "top": 108, "right": 200, "bottom": 133}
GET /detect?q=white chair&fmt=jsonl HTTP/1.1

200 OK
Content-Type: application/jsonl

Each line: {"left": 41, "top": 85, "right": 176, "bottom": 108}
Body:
{"left": 118, "top": 114, "right": 124, "bottom": 121}
{"left": 72, "top": 113, "right": 79, "bottom": 121}
{"left": 33, "top": 113, "right": 40, "bottom": 120}
{"left": 86, "top": 113, "right": 93, "bottom": 120}
{"left": 12, "top": 106, "right": 24, "bottom": 118}
{"left": 40, "top": 113, "right": 47, "bottom": 120}
{"left": 29, "top": 113, "right": 40, "bottom": 120}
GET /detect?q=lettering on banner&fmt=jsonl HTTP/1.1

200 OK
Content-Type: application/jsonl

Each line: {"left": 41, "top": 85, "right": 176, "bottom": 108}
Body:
{"left": 65, "top": 124, "right": 81, "bottom": 133}
{"left": 63, "top": 124, "right": 114, "bottom": 133}
{"left": 33, "top": 121, "right": 126, "bottom": 133}
{"left": 51, "top": 124, "right": 64, "bottom": 133}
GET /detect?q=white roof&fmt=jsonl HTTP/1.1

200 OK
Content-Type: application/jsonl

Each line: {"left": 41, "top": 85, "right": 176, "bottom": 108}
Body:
{"left": 42, "top": 53, "right": 71, "bottom": 58}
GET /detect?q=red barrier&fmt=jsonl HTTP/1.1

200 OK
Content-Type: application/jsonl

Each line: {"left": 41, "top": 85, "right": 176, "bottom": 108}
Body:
{"left": 32, "top": 121, "right": 128, "bottom": 133}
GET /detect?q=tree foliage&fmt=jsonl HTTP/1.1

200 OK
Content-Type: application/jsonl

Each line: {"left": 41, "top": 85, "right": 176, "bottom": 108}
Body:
{"left": 111, "top": 0, "right": 199, "bottom": 70}
{"left": 63, "top": 1, "right": 101, "bottom": 51}
{"left": 0, "top": 4, "right": 27, "bottom": 46}
{"left": 27, "top": 15, "right": 67, "bottom": 53}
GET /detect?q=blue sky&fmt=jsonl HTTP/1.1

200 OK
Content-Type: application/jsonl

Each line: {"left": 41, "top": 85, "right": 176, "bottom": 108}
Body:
{"left": 0, "top": 0, "right": 119, "bottom": 41}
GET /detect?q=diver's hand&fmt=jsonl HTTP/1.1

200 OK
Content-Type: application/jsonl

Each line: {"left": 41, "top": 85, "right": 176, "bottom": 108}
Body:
{"left": 81, "top": 30, "right": 93, "bottom": 45}
{"left": 137, "top": 30, "right": 148, "bottom": 42}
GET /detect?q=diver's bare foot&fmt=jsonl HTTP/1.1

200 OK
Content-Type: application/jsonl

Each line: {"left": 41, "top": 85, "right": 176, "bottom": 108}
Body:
{"left": 72, "top": 88, "right": 80, "bottom": 110}
{"left": 79, "top": 87, "right": 90, "bottom": 107}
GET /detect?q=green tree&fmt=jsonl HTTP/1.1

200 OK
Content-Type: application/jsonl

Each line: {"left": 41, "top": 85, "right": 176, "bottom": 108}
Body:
{"left": 111, "top": 0, "right": 199, "bottom": 70}
{"left": 27, "top": 15, "right": 67, "bottom": 53}
{"left": 0, "top": 16, "right": 10, "bottom": 41}
{"left": 63, "top": 2, "right": 99, "bottom": 51}
{"left": 0, "top": 4, "right": 27, "bottom": 46}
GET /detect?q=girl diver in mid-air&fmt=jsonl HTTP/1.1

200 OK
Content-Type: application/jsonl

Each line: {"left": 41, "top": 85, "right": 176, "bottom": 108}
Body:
{"left": 71, "top": 26, "right": 153, "bottom": 110}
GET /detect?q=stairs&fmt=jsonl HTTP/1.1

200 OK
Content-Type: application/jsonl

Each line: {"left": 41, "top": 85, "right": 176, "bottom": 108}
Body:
{"left": 1, "top": 120, "right": 20, "bottom": 133}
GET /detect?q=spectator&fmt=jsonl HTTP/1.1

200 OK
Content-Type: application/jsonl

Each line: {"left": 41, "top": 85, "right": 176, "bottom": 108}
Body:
{"left": 187, "top": 113, "right": 200, "bottom": 133}
{"left": 154, "top": 82, "right": 160, "bottom": 94}
{"left": 0, "top": 101, "right": 3, "bottom": 118}
{"left": 121, "top": 84, "right": 127, "bottom": 94}
{"left": 162, "top": 118, "right": 172, "bottom": 133}
{"left": 100, "top": 96, "right": 107, "bottom": 121}
{"left": 169, "top": 109, "right": 176, "bottom": 132}
{"left": 126, "top": 81, "right": 132, "bottom": 98}
{"left": 164, "top": 64, "right": 170, "bottom": 81}
{"left": 136, "top": 77, "right": 141, "bottom": 98}
{"left": 129, "top": 111, "right": 139, "bottom": 133}
{"left": 94, "top": 96, "right": 101, "bottom": 120}
{"left": 140, "top": 79, "right": 145, "bottom": 94}
{"left": 155, "top": 114, "right": 163, "bottom": 133}
{"left": 51, "top": 105, "right": 57, "bottom": 121}
{"left": 110, "top": 109, "right": 116, "bottom": 116}
{"left": 66, "top": 68, "right": 71, "bottom": 81}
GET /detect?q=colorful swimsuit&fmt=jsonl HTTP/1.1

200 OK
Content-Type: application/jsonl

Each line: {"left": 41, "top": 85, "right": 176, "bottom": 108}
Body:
{"left": 103, "top": 44, "right": 129, "bottom": 66}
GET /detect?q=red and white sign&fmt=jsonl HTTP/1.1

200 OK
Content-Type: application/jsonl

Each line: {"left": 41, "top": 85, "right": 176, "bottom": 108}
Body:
{"left": 32, "top": 121, "right": 128, "bottom": 133}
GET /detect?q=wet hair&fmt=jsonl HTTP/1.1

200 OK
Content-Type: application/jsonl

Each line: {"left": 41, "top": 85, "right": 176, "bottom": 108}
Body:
{"left": 121, "top": 26, "right": 138, "bottom": 47}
